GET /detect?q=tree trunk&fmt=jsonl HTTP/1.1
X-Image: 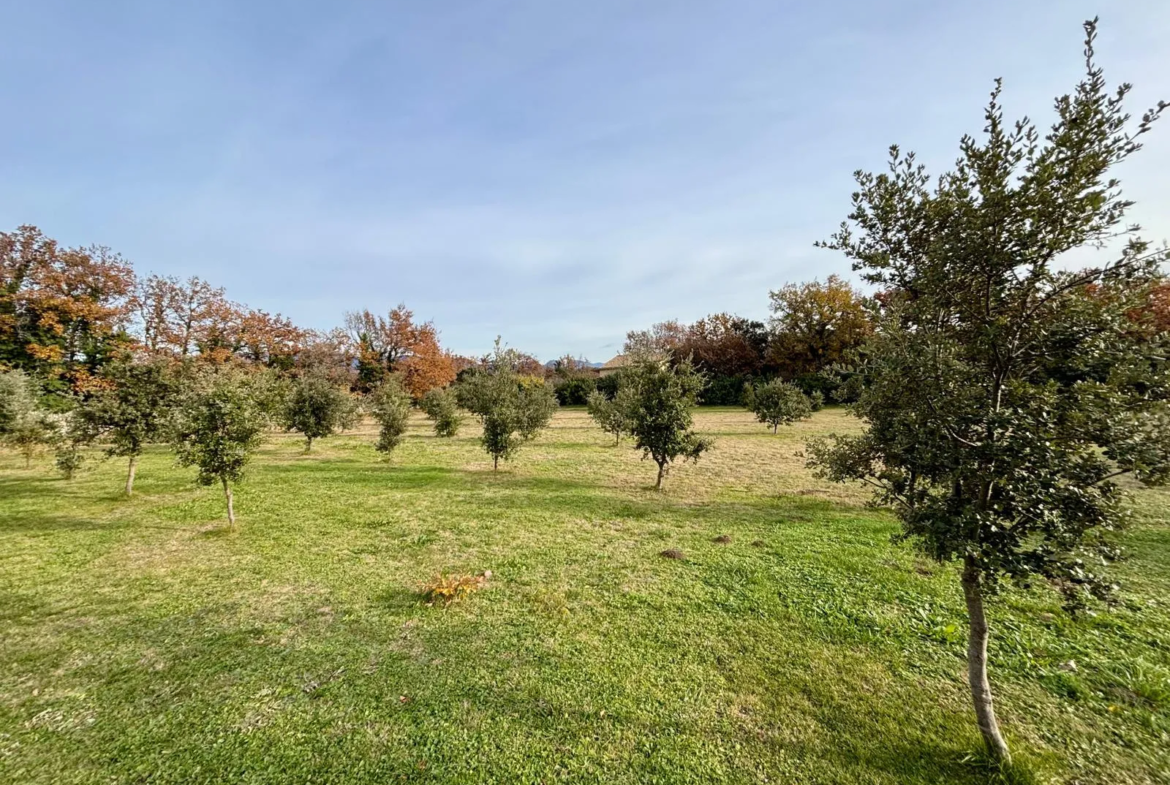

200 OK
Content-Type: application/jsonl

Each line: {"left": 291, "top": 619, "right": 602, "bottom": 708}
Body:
{"left": 962, "top": 559, "right": 1011, "bottom": 764}
{"left": 655, "top": 462, "right": 666, "bottom": 490}
{"left": 493, "top": 455, "right": 499, "bottom": 471}
{"left": 222, "top": 477, "right": 236, "bottom": 529}
{"left": 614, "top": 433, "right": 621, "bottom": 446}
{"left": 125, "top": 455, "right": 138, "bottom": 496}
{"left": 773, "top": 423, "right": 778, "bottom": 434}
{"left": 305, "top": 436, "right": 313, "bottom": 453}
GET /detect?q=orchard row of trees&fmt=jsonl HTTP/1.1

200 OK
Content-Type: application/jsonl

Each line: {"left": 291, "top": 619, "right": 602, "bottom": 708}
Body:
{"left": 541, "top": 274, "right": 875, "bottom": 407}
{"left": 2, "top": 17, "right": 1170, "bottom": 769}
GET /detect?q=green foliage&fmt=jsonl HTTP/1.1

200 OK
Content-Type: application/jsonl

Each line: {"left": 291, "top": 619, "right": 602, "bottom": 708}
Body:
{"left": 75, "top": 357, "right": 182, "bottom": 458}
{"left": 281, "top": 372, "right": 356, "bottom": 450}
{"left": 456, "top": 339, "right": 557, "bottom": 468}
{"left": 52, "top": 410, "right": 88, "bottom": 479}
{"left": 697, "top": 373, "right": 752, "bottom": 406}
{"left": 808, "top": 18, "right": 1169, "bottom": 761}
{"left": 586, "top": 387, "right": 635, "bottom": 445}
{"left": 553, "top": 376, "right": 596, "bottom": 405}
{"left": 625, "top": 358, "right": 713, "bottom": 488}
{"left": 595, "top": 373, "right": 621, "bottom": 399}
{"left": 745, "top": 379, "right": 814, "bottom": 433}
{"left": 172, "top": 369, "right": 271, "bottom": 487}
{"left": 0, "top": 369, "right": 56, "bottom": 467}
{"left": 369, "top": 378, "right": 412, "bottom": 455}
{"left": 419, "top": 387, "right": 462, "bottom": 437}
{"left": 516, "top": 380, "right": 557, "bottom": 440}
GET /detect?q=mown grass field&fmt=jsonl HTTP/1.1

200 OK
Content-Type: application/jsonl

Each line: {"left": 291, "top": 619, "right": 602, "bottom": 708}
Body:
{"left": 1, "top": 408, "right": 1167, "bottom": 784}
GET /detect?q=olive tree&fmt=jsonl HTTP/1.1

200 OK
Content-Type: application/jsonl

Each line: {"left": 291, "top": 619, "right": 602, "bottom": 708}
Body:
{"left": 807, "top": 19, "right": 1169, "bottom": 763}
{"left": 744, "top": 379, "right": 814, "bottom": 434}
{"left": 419, "top": 387, "right": 462, "bottom": 437}
{"left": 75, "top": 357, "right": 181, "bottom": 494}
{"left": 516, "top": 379, "right": 557, "bottom": 440}
{"left": 172, "top": 369, "right": 271, "bottom": 528}
{"left": 0, "top": 369, "right": 55, "bottom": 468}
{"left": 586, "top": 385, "right": 636, "bottom": 445}
{"left": 369, "top": 377, "right": 412, "bottom": 456}
{"left": 281, "top": 371, "right": 356, "bottom": 452}
{"left": 457, "top": 340, "right": 557, "bottom": 469}
{"left": 625, "top": 358, "right": 712, "bottom": 489}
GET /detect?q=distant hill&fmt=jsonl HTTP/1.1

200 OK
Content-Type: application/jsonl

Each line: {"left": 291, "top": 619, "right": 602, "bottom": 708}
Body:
{"left": 543, "top": 360, "right": 603, "bottom": 369}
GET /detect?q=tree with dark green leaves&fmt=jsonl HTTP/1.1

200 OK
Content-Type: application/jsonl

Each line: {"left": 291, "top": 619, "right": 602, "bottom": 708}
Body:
{"left": 369, "top": 377, "right": 413, "bottom": 456}
{"left": 172, "top": 369, "right": 271, "bottom": 528}
{"left": 419, "top": 387, "right": 462, "bottom": 437}
{"left": 625, "top": 358, "right": 712, "bottom": 489}
{"left": 75, "top": 357, "right": 182, "bottom": 494}
{"left": 281, "top": 371, "right": 357, "bottom": 452}
{"left": 807, "top": 19, "right": 1169, "bottom": 764}
{"left": 744, "top": 379, "right": 814, "bottom": 434}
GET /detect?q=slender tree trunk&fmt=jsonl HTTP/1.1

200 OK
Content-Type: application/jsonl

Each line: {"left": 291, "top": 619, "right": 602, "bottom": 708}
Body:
{"left": 222, "top": 477, "right": 236, "bottom": 529}
{"left": 962, "top": 559, "right": 1011, "bottom": 764}
{"left": 614, "top": 433, "right": 621, "bottom": 446}
{"left": 493, "top": 455, "right": 499, "bottom": 471}
{"left": 125, "top": 455, "right": 138, "bottom": 496}
{"left": 305, "top": 436, "right": 313, "bottom": 453}
{"left": 655, "top": 462, "right": 665, "bottom": 490}
{"left": 773, "top": 423, "right": 778, "bottom": 434}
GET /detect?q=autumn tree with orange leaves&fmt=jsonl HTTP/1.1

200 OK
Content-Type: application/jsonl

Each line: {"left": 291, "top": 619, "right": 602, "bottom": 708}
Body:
{"left": 1, "top": 225, "right": 135, "bottom": 394}
{"left": 344, "top": 305, "right": 455, "bottom": 397}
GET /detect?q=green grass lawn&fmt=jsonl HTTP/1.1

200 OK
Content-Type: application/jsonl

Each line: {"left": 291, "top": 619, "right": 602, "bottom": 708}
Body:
{"left": 1, "top": 408, "right": 1167, "bottom": 784}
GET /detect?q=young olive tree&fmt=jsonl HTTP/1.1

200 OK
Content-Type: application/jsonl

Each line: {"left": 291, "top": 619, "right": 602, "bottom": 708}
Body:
{"left": 419, "top": 386, "right": 462, "bottom": 437}
{"left": 807, "top": 19, "right": 1169, "bottom": 764}
{"left": 281, "top": 371, "right": 356, "bottom": 452}
{"left": 75, "top": 357, "right": 181, "bottom": 494}
{"left": 0, "top": 369, "right": 55, "bottom": 468}
{"left": 745, "top": 379, "right": 814, "bottom": 434}
{"left": 53, "top": 409, "right": 89, "bottom": 479}
{"left": 625, "top": 358, "right": 712, "bottom": 489}
{"left": 172, "top": 369, "right": 271, "bottom": 528}
{"left": 369, "top": 377, "right": 412, "bottom": 456}
{"left": 516, "top": 379, "right": 557, "bottom": 440}
{"left": 457, "top": 340, "right": 557, "bottom": 469}
{"left": 586, "top": 385, "right": 636, "bottom": 445}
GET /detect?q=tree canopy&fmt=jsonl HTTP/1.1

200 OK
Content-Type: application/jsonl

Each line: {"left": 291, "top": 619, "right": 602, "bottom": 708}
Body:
{"left": 808, "top": 18, "right": 1169, "bottom": 762}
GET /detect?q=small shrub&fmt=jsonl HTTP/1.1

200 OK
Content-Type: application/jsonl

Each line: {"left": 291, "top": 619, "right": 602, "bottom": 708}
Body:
{"left": 281, "top": 371, "right": 357, "bottom": 451}
{"left": 419, "top": 387, "right": 462, "bottom": 437}
{"left": 369, "top": 378, "right": 412, "bottom": 455}
{"left": 586, "top": 388, "right": 635, "bottom": 445}
{"left": 745, "top": 379, "right": 814, "bottom": 433}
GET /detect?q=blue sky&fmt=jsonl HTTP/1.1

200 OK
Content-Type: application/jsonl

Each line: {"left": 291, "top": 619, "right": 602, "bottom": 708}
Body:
{"left": 2, "top": 1, "right": 1168, "bottom": 361}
